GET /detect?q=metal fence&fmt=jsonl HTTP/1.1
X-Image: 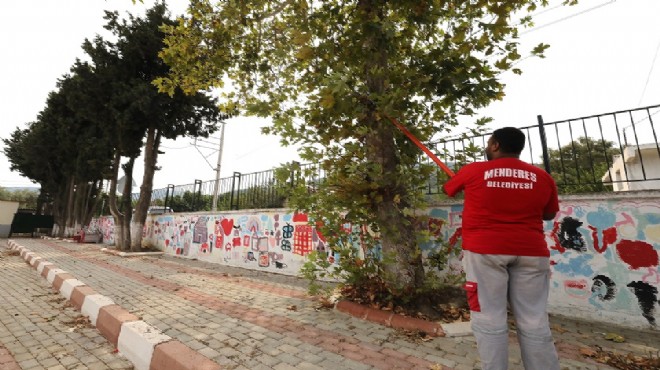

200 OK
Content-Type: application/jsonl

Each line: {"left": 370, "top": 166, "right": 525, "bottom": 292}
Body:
{"left": 426, "top": 103, "right": 660, "bottom": 193}
{"left": 140, "top": 163, "right": 326, "bottom": 212}
{"left": 138, "top": 104, "right": 660, "bottom": 212}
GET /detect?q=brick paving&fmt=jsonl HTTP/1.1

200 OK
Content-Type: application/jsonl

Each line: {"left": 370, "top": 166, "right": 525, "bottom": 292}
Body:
{"left": 2, "top": 237, "right": 659, "bottom": 370}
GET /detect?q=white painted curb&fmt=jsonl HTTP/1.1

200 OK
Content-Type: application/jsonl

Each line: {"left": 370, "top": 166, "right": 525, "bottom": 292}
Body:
{"left": 46, "top": 268, "right": 67, "bottom": 284}
{"left": 29, "top": 256, "right": 42, "bottom": 267}
{"left": 60, "top": 279, "right": 86, "bottom": 300}
{"left": 81, "top": 294, "right": 116, "bottom": 326}
{"left": 118, "top": 321, "right": 171, "bottom": 370}
{"left": 37, "top": 261, "right": 54, "bottom": 275}
{"left": 441, "top": 321, "right": 473, "bottom": 337}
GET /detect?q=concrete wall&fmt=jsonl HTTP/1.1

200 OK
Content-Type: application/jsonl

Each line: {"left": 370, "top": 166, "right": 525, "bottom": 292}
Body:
{"left": 94, "top": 191, "right": 660, "bottom": 330}
{"left": 0, "top": 200, "right": 20, "bottom": 238}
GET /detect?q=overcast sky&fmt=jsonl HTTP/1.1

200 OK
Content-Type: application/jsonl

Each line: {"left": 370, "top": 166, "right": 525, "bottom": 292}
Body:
{"left": 1, "top": 0, "right": 658, "bottom": 189}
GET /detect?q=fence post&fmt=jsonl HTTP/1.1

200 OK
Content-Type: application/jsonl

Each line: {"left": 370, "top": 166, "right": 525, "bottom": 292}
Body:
{"left": 230, "top": 172, "right": 241, "bottom": 210}
{"left": 537, "top": 115, "right": 552, "bottom": 174}
{"left": 164, "top": 184, "right": 175, "bottom": 212}
{"left": 192, "top": 180, "right": 202, "bottom": 211}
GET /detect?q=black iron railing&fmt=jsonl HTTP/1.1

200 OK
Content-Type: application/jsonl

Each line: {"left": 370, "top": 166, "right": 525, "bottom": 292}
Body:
{"left": 426, "top": 104, "right": 660, "bottom": 194}
{"left": 136, "top": 104, "right": 660, "bottom": 211}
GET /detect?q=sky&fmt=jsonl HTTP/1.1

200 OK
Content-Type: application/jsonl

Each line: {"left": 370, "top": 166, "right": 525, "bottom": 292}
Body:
{"left": 1, "top": 0, "right": 659, "bottom": 190}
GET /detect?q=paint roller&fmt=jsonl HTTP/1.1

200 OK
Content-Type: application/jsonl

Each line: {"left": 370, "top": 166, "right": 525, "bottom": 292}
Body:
{"left": 380, "top": 112, "right": 455, "bottom": 178}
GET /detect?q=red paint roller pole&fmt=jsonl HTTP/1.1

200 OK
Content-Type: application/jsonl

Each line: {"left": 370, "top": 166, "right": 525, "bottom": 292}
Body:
{"left": 381, "top": 112, "right": 455, "bottom": 178}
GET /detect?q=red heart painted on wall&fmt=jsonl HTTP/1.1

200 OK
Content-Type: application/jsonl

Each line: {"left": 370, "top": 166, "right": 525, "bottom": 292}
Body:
{"left": 220, "top": 218, "right": 234, "bottom": 236}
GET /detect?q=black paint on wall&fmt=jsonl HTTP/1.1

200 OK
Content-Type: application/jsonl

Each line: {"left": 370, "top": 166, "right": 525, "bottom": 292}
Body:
{"left": 557, "top": 217, "right": 587, "bottom": 252}
{"left": 627, "top": 281, "right": 659, "bottom": 326}
{"left": 592, "top": 275, "right": 616, "bottom": 301}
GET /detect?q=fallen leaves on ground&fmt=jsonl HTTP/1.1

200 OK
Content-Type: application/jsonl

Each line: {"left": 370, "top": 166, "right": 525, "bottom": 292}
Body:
{"left": 48, "top": 297, "right": 66, "bottom": 304}
{"left": 390, "top": 328, "right": 434, "bottom": 343}
{"left": 604, "top": 332, "right": 626, "bottom": 343}
{"left": 1, "top": 250, "right": 20, "bottom": 257}
{"left": 551, "top": 324, "right": 568, "bottom": 333}
{"left": 314, "top": 296, "right": 335, "bottom": 311}
{"left": 436, "top": 303, "right": 470, "bottom": 323}
{"left": 581, "top": 345, "right": 660, "bottom": 370}
{"left": 61, "top": 315, "right": 93, "bottom": 332}
{"left": 287, "top": 305, "right": 297, "bottom": 311}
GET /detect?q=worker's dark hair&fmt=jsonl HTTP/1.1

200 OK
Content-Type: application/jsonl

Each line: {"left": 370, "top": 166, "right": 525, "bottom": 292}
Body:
{"left": 492, "top": 127, "right": 526, "bottom": 155}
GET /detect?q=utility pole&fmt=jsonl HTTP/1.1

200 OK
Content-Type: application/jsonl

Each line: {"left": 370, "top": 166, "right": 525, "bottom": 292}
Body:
{"left": 211, "top": 118, "right": 227, "bottom": 211}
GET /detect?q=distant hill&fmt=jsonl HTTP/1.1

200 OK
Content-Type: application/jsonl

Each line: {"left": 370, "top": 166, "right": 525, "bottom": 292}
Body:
{"left": 1, "top": 187, "right": 40, "bottom": 192}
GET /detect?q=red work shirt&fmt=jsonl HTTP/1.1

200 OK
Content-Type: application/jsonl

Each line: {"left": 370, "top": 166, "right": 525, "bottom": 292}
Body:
{"left": 443, "top": 157, "right": 559, "bottom": 257}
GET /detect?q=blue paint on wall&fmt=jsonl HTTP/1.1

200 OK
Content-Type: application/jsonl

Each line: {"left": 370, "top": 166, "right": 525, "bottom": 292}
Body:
{"left": 552, "top": 253, "right": 595, "bottom": 277}
{"left": 586, "top": 207, "right": 616, "bottom": 230}
{"left": 450, "top": 204, "right": 464, "bottom": 212}
{"left": 429, "top": 208, "right": 449, "bottom": 218}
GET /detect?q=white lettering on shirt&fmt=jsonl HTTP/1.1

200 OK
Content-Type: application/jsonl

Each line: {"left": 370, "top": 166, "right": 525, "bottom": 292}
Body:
{"left": 486, "top": 181, "right": 534, "bottom": 190}
{"left": 484, "top": 167, "right": 538, "bottom": 190}
{"left": 483, "top": 167, "right": 537, "bottom": 182}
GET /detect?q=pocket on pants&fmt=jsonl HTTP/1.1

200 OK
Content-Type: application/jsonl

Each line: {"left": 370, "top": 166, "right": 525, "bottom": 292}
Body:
{"left": 463, "top": 281, "right": 481, "bottom": 312}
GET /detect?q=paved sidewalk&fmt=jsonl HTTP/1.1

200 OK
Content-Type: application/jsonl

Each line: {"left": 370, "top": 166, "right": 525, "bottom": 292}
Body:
{"left": 1, "top": 237, "right": 658, "bottom": 370}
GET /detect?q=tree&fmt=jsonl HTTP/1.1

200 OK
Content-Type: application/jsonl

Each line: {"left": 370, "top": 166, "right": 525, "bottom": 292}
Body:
{"left": 3, "top": 76, "right": 110, "bottom": 235}
{"left": 546, "top": 136, "right": 619, "bottom": 194}
{"left": 5, "top": 3, "right": 220, "bottom": 246}
{"left": 157, "top": 1, "right": 574, "bottom": 308}
{"left": 78, "top": 2, "right": 221, "bottom": 250}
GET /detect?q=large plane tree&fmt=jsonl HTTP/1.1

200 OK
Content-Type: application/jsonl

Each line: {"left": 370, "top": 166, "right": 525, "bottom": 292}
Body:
{"left": 155, "top": 0, "right": 572, "bottom": 308}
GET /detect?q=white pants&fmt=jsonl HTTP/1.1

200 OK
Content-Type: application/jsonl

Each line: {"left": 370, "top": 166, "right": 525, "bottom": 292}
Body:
{"left": 463, "top": 251, "right": 560, "bottom": 370}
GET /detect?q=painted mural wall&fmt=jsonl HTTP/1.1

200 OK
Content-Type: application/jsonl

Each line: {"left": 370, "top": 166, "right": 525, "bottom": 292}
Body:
{"left": 143, "top": 211, "right": 329, "bottom": 274}
{"left": 93, "top": 192, "right": 660, "bottom": 330}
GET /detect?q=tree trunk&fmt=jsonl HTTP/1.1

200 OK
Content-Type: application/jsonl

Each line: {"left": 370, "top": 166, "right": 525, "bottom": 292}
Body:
{"left": 72, "top": 180, "right": 87, "bottom": 233}
{"left": 119, "top": 158, "right": 135, "bottom": 251}
{"left": 359, "top": 0, "right": 426, "bottom": 296}
{"left": 65, "top": 176, "right": 77, "bottom": 236}
{"left": 107, "top": 152, "right": 124, "bottom": 250}
{"left": 83, "top": 179, "right": 102, "bottom": 227}
{"left": 52, "top": 186, "right": 66, "bottom": 238}
{"left": 36, "top": 191, "right": 45, "bottom": 216}
{"left": 130, "top": 127, "right": 161, "bottom": 251}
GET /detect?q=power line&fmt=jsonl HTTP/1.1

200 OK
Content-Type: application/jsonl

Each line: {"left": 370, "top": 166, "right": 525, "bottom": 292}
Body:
{"left": 638, "top": 39, "right": 660, "bottom": 105}
{"left": 160, "top": 144, "right": 191, "bottom": 150}
{"left": 520, "top": 0, "right": 616, "bottom": 36}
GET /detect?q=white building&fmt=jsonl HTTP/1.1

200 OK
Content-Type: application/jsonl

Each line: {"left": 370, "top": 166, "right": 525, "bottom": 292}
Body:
{"left": 602, "top": 143, "right": 660, "bottom": 191}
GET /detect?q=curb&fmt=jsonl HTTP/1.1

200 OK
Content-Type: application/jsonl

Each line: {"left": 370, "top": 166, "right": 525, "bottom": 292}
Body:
{"left": 336, "top": 300, "right": 446, "bottom": 337}
{"left": 7, "top": 239, "right": 221, "bottom": 370}
{"left": 101, "top": 247, "right": 164, "bottom": 258}
{"left": 335, "top": 300, "right": 473, "bottom": 338}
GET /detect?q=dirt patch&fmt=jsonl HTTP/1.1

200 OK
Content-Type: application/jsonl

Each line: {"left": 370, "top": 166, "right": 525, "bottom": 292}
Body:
{"left": 62, "top": 315, "right": 94, "bottom": 332}
{"left": 581, "top": 346, "right": 660, "bottom": 370}
{"left": 0, "top": 250, "right": 20, "bottom": 257}
{"left": 341, "top": 284, "right": 470, "bottom": 324}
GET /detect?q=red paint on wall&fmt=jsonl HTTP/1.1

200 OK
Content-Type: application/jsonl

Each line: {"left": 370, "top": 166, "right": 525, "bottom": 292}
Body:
{"left": 220, "top": 218, "right": 234, "bottom": 235}
{"left": 565, "top": 280, "right": 586, "bottom": 289}
{"left": 588, "top": 226, "right": 618, "bottom": 253}
{"left": 550, "top": 221, "right": 565, "bottom": 254}
{"left": 428, "top": 218, "right": 444, "bottom": 238}
{"left": 616, "top": 240, "right": 659, "bottom": 269}
{"left": 563, "top": 279, "right": 589, "bottom": 298}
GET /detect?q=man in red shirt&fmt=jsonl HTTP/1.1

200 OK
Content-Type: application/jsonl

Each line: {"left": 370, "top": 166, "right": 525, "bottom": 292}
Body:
{"left": 443, "top": 127, "right": 560, "bottom": 370}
